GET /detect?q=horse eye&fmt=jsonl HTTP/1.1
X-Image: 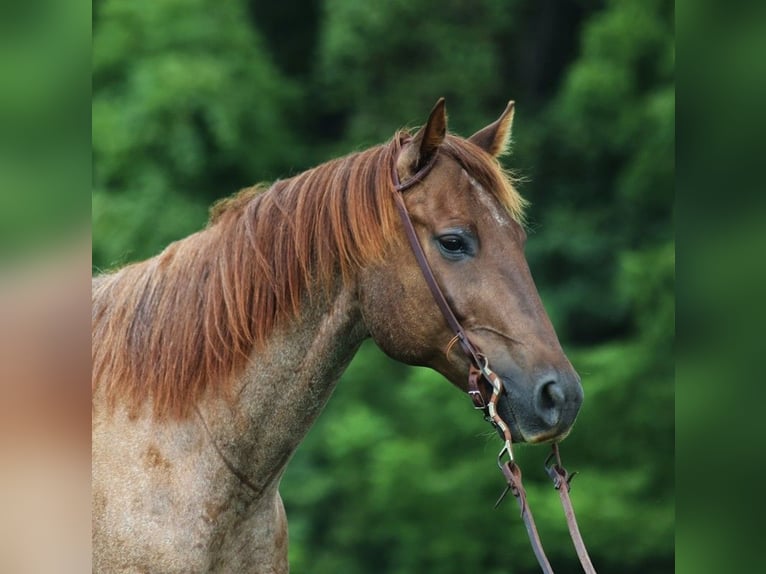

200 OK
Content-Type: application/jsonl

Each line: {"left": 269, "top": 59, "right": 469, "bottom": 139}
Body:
{"left": 438, "top": 235, "right": 465, "bottom": 252}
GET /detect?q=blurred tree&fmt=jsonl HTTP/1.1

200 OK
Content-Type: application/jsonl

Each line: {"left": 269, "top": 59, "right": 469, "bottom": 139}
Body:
{"left": 526, "top": 0, "right": 674, "bottom": 345}
{"left": 92, "top": 0, "right": 300, "bottom": 269}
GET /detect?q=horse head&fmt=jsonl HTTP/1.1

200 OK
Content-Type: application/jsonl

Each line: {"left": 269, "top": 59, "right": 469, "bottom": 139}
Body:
{"left": 359, "top": 99, "right": 583, "bottom": 444}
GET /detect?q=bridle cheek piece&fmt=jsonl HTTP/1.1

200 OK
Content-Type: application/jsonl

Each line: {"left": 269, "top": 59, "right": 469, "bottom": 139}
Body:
{"left": 391, "top": 146, "right": 596, "bottom": 574}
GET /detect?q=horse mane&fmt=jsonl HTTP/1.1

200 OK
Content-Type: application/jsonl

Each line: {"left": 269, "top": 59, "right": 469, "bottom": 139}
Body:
{"left": 92, "top": 132, "right": 526, "bottom": 419}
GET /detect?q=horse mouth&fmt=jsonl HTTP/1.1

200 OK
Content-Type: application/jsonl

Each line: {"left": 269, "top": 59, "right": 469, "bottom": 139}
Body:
{"left": 523, "top": 426, "right": 574, "bottom": 444}
{"left": 494, "top": 393, "right": 531, "bottom": 443}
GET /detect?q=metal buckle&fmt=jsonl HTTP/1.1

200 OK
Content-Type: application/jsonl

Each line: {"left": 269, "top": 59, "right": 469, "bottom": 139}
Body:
{"left": 468, "top": 389, "right": 487, "bottom": 410}
{"left": 493, "top": 441, "right": 516, "bottom": 509}
{"left": 497, "top": 439, "right": 514, "bottom": 465}
{"left": 544, "top": 445, "right": 577, "bottom": 491}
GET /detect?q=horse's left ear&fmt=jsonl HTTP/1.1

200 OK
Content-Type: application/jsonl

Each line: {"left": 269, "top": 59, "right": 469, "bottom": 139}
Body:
{"left": 397, "top": 97, "right": 447, "bottom": 176}
{"left": 469, "top": 101, "right": 515, "bottom": 157}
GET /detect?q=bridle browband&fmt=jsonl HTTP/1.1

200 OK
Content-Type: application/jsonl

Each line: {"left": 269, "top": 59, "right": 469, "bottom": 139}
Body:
{"left": 391, "top": 144, "right": 596, "bottom": 574}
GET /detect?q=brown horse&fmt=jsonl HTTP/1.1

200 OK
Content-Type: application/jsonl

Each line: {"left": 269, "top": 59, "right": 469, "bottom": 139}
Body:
{"left": 92, "top": 99, "right": 583, "bottom": 573}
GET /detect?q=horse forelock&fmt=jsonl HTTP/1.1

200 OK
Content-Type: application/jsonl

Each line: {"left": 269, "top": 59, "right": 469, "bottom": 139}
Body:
{"left": 440, "top": 134, "right": 527, "bottom": 225}
{"left": 91, "top": 130, "right": 525, "bottom": 420}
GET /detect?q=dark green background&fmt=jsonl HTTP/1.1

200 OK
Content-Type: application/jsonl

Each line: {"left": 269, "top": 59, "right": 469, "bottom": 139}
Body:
{"left": 93, "top": 1, "right": 674, "bottom": 572}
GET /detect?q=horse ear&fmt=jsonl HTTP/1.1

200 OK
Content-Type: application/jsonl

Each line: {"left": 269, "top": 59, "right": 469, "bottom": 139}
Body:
{"left": 469, "top": 101, "right": 515, "bottom": 157}
{"left": 397, "top": 97, "right": 447, "bottom": 176}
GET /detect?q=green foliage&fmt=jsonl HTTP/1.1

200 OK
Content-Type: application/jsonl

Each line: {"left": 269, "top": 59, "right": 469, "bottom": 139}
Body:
{"left": 526, "top": 0, "right": 674, "bottom": 344}
{"left": 92, "top": 186, "right": 208, "bottom": 271}
{"left": 93, "top": 0, "right": 300, "bottom": 269}
{"left": 317, "top": 0, "right": 516, "bottom": 141}
{"left": 93, "top": 0, "right": 674, "bottom": 571}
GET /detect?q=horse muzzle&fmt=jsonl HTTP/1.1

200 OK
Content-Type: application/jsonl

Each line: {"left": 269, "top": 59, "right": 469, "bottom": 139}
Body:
{"left": 497, "top": 369, "right": 584, "bottom": 444}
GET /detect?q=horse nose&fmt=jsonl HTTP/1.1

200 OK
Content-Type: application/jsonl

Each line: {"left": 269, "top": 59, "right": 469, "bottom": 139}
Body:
{"left": 533, "top": 372, "right": 582, "bottom": 429}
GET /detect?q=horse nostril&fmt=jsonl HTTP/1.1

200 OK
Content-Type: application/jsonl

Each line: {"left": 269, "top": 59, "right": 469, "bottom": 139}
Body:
{"left": 534, "top": 378, "right": 564, "bottom": 428}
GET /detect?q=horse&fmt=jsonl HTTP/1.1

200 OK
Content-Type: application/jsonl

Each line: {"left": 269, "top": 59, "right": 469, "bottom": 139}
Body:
{"left": 92, "top": 99, "right": 584, "bottom": 573}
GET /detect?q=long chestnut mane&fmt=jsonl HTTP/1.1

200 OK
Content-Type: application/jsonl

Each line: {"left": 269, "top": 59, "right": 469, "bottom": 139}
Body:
{"left": 92, "top": 132, "right": 526, "bottom": 419}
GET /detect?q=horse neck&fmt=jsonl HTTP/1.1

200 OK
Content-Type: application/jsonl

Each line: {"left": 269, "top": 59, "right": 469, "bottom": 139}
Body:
{"left": 197, "top": 281, "right": 368, "bottom": 496}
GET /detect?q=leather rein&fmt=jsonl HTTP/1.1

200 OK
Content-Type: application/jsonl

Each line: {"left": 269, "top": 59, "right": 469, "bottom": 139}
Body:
{"left": 391, "top": 149, "right": 596, "bottom": 574}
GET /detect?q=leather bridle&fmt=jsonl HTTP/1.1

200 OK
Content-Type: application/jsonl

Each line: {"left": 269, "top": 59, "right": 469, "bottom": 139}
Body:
{"left": 391, "top": 146, "right": 597, "bottom": 574}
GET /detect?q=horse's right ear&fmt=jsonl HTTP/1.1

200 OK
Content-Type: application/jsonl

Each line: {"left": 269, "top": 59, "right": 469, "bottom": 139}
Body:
{"left": 469, "top": 100, "right": 515, "bottom": 157}
{"left": 397, "top": 98, "right": 447, "bottom": 177}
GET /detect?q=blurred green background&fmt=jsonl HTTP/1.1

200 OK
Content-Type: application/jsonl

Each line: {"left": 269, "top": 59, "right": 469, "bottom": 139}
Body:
{"left": 92, "top": 0, "right": 674, "bottom": 572}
